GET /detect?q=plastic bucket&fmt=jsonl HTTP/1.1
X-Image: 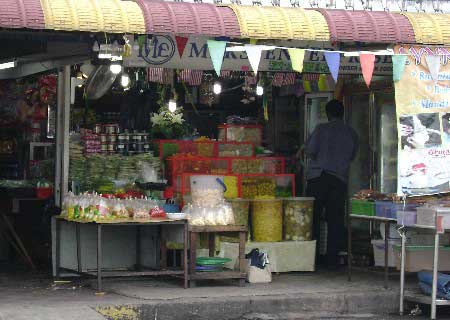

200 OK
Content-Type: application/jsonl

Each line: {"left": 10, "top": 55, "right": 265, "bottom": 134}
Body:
{"left": 283, "top": 197, "right": 314, "bottom": 241}
{"left": 251, "top": 199, "right": 282, "bottom": 242}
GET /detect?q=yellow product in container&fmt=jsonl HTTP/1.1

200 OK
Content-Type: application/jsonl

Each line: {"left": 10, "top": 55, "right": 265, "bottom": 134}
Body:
{"left": 283, "top": 197, "right": 314, "bottom": 241}
{"left": 224, "top": 176, "right": 238, "bottom": 198}
{"left": 251, "top": 199, "right": 282, "bottom": 242}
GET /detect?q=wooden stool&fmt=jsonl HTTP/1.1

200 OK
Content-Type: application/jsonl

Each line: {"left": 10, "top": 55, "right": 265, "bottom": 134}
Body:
{"left": 189, "top": 225, "right": 247, "bottom": 287}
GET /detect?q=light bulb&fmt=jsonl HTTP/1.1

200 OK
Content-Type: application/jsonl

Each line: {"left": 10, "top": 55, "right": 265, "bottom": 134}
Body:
{"left": 168, "top": 99, "right": 177, "bottom": 113}
{"left": 121, "top": 74, "right": 130, "bottom": 87}
{"left": 213, "top": 82, "right": 222, "bottom": 95}
{"left": 256, "top": 85, "right": 264, "bottom": 96}
{"left": 109, "top": 64, "right": 122, "bottom": 74}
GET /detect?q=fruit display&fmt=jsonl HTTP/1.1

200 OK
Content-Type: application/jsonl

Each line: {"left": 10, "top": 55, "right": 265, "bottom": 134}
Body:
{"left": 283, "top": 198, "right": 314, "bottom": 241}
{"left": 251, "top": 199, "right": 283, "bottom": 242}
{"left": 231, "top": 158, "right": 263, "bottom": 174}
{"left": 63, "top": 192, "right": 168, "bottom": 221}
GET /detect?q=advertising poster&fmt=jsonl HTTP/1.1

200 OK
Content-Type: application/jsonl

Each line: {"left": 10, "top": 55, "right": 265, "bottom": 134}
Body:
{"left": 394, "top": 46, "right": 450, "bottom": 196}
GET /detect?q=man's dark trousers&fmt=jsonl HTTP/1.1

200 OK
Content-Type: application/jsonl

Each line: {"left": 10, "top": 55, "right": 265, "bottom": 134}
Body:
{"left": 306, "top": 172, "right": 347, "bottom": 267}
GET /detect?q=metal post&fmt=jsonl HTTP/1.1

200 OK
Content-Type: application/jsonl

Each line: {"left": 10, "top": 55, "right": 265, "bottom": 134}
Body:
{"left": 76, "top": 223, "right": 81, "bottom": 273}
{"left": 55, "top": 218, "right": 60, "bottom": 280}
{"left": 97, "top": 224, "right": 103, "bottom": 293}
{"left": 400, "top": 230, "right": 406, "bottom": 316}
{"left": 183, "top": 221, "right": 188, "bottom": 289}
{"left": 431, "top": 230, "right": 440, "bottom": 320}
{"left": 348, "top": 216, "right": 352, "bottom": 281}
{"left": 384, "top": 222, "right": 389, "bottom": 289}
{"left": 136, "top": 226, "right": 141, "bottom": 271}
{"left": 54, "top": 66, "right": 71, "bottom": 207}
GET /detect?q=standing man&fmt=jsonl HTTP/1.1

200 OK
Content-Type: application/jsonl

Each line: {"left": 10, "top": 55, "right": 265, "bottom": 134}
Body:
{"left": 304, "top": 99, "right": 358, "bottom": 269}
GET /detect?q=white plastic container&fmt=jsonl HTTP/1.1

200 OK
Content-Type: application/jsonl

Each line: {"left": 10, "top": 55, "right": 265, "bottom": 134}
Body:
{"left": 393, "top": 245, "right": 450, "bottom": 272}
{"left": 417, "top": 206, "right": 450, "bottom": 229}
{"left": 371, "top": 239, "right": 400, "bottom": 268}
{"left": 190, "top": 175, "right": 226, "bottom": 193}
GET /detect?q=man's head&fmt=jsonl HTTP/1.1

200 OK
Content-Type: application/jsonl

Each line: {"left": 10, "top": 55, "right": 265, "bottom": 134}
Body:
{"left": 325, "top": 99, "right": 344, "bottom": 121}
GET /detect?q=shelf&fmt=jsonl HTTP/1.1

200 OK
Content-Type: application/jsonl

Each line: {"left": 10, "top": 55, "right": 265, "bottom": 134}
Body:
{"left": 189, "top": 271, "right": 245, "bottom": 280}
{"left": 405, "top": 293, "right": 450, "bottom": 306}
{"left": 350, "top": 214, "right": 397, "bottom": 223}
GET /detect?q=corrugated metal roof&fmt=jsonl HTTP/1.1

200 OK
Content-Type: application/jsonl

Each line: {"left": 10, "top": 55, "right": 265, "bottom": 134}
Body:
{"left": 227, "top": 5, "right": 329, "bottom": 41}
{"left": 0, "top": 0, "right": 44, "bottom": 29}
{"left": 401, "top": 12, "right": 450, "bottom": 45}
{"left": 135, "top": 1, "right": 240, "bottom": 37}
{"left": 314, "top": 9, "right": 415, "bottom": 43}
{"left": 40, "top": 0, "right": 145, "bottom": 33}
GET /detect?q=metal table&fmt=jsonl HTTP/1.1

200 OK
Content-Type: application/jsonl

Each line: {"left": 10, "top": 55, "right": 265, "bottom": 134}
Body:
{"left": 54, "top": 216, "right": 189, "bottom": 293}
{"left": 348, "top": 214, "right": 397, "bottom": 289}
{"left": 399, "top": 224, "right": 450, "bottom": 320}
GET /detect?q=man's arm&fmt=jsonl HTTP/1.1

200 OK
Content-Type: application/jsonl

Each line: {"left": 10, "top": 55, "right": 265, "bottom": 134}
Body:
{"left": 305, "top": 127, "right": 321, "bottom": 160}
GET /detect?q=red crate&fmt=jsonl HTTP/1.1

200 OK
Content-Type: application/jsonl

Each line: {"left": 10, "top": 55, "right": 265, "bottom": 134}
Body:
{"left": 154, "top": 139, "right": 254, "bottom": 159}
{"left": 180, "top": 173, "right": 295, "bottom": 201}
{"left": 218, "top": 124, "right": 263, "bottom": 146}
{"left": 167, "top": 156, "right": 286, "bottom": 189}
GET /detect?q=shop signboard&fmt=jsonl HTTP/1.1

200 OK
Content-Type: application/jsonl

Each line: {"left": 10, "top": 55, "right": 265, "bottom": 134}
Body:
{"left": 394, "top": 45, "right": 450, "bottom": 196}
{"left": 124, "top": 36, "right": 392, "bottom": 75}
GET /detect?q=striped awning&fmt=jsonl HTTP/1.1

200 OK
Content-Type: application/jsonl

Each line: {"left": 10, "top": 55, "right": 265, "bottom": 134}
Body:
{"left": 226, "top": 5, "right": 329, "bottom": 41}
{"left": 401, "top": 12, "right": 450, "bottom": 45}
{"left": 39, "top": 0, "right": 145, "bottom": 33}
{"left": 135, "top": 1, "right": 240, "bottom": 37}
{"left": 314, "top": 9, "right": 415, "bottom": 44}
{"left": 2, "top": 0, "right": 450, "bottom": 46}
{"left": 0, "top": 0, "right": 44, "bottom": 29}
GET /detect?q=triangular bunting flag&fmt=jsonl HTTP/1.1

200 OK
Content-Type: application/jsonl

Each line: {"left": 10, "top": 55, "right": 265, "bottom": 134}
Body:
{"left": 175, "top": 36, "right": 189, "bottom": 58}
{"left": 324, "top": 51, "right": 340, "bottom": 82}
{"left": 392, "top": 55, "right": 407, "bottom": 82}
{"left": 288, "top": 49, "right": 305, "bottom": 73}
{"left": 360, "top": 54, "right": 375, "bottom": 87}
{"left": 245, "top": 45, "right": 263, "bottom": 75}
{"left": 425, "top": 55, "right": 441, "bottom": 83}
{"left": 207, "top": 40, "right": 227, "bottom": 76}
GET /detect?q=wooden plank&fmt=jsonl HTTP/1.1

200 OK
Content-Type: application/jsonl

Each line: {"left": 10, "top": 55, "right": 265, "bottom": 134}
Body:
{"left": 189, "top": 271, "right": 246, "bottom": 280}
{"left": 85, "top": 270, "right": 185, "bottom": 277}
{"left": 189, "top": 225, "right": 247, "bottom": 233}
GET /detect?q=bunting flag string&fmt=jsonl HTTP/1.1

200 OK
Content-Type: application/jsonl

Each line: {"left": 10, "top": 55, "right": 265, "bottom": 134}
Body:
{"left": 175, "top": 36, "right": 189, "bottom": 58}
{"left": 392, "top": 55, "right": 408, "bottom": 82}
{"left": 360, "top": 54, "right": 375, "bottom": 87}
{"left": 324, "top": 51, "right": 340, "bottom": 82}
{"left": 207, "top": 40, "right": 227, "bottom": 76}
{"left": 287, "top": 49, "right": 305, "bottom": 73}
{"left": 425, "top": 55, "right": 441, "bottom": 83}
{"left": 245, "top": 44, "right": 264, "bottom": 75}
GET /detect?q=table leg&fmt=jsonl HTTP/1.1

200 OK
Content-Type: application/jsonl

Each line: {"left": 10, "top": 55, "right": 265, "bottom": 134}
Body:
{"left": 239, "top": 231, "right": 246, "bottom": 287}
{"left": 384, "top": 222, "right": 389, "bottom": 289}
{"left": 431, "top": 231, "right": 440, "bottom": 320}
{"left": 97, "top": 224, "right": 103, "bottom": 294}
{"left": 55, "top": 218, "right": 61, "bottom": 280}
{"left": 76, "top": 223, "right": 82, "bottom": 273}
{"left": 347, "top": 217, "right": 352, "bottom": 281}
{"left": 183, "top": 222, "right": 188, "bottom": 289}
{"left": 136, "top": 226, "right": 141, "bottom": 271}
{"left": 208, "top": 233, "right": 215, "bottom": 257}
{"left": 160, "top": 226, "right": 167, "bottom": 269}
{"left": 189, "top": 231, "right": 197, "bottom": 288}
{"left": 399, "top": 230, "right": 406, "bottom": 316}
